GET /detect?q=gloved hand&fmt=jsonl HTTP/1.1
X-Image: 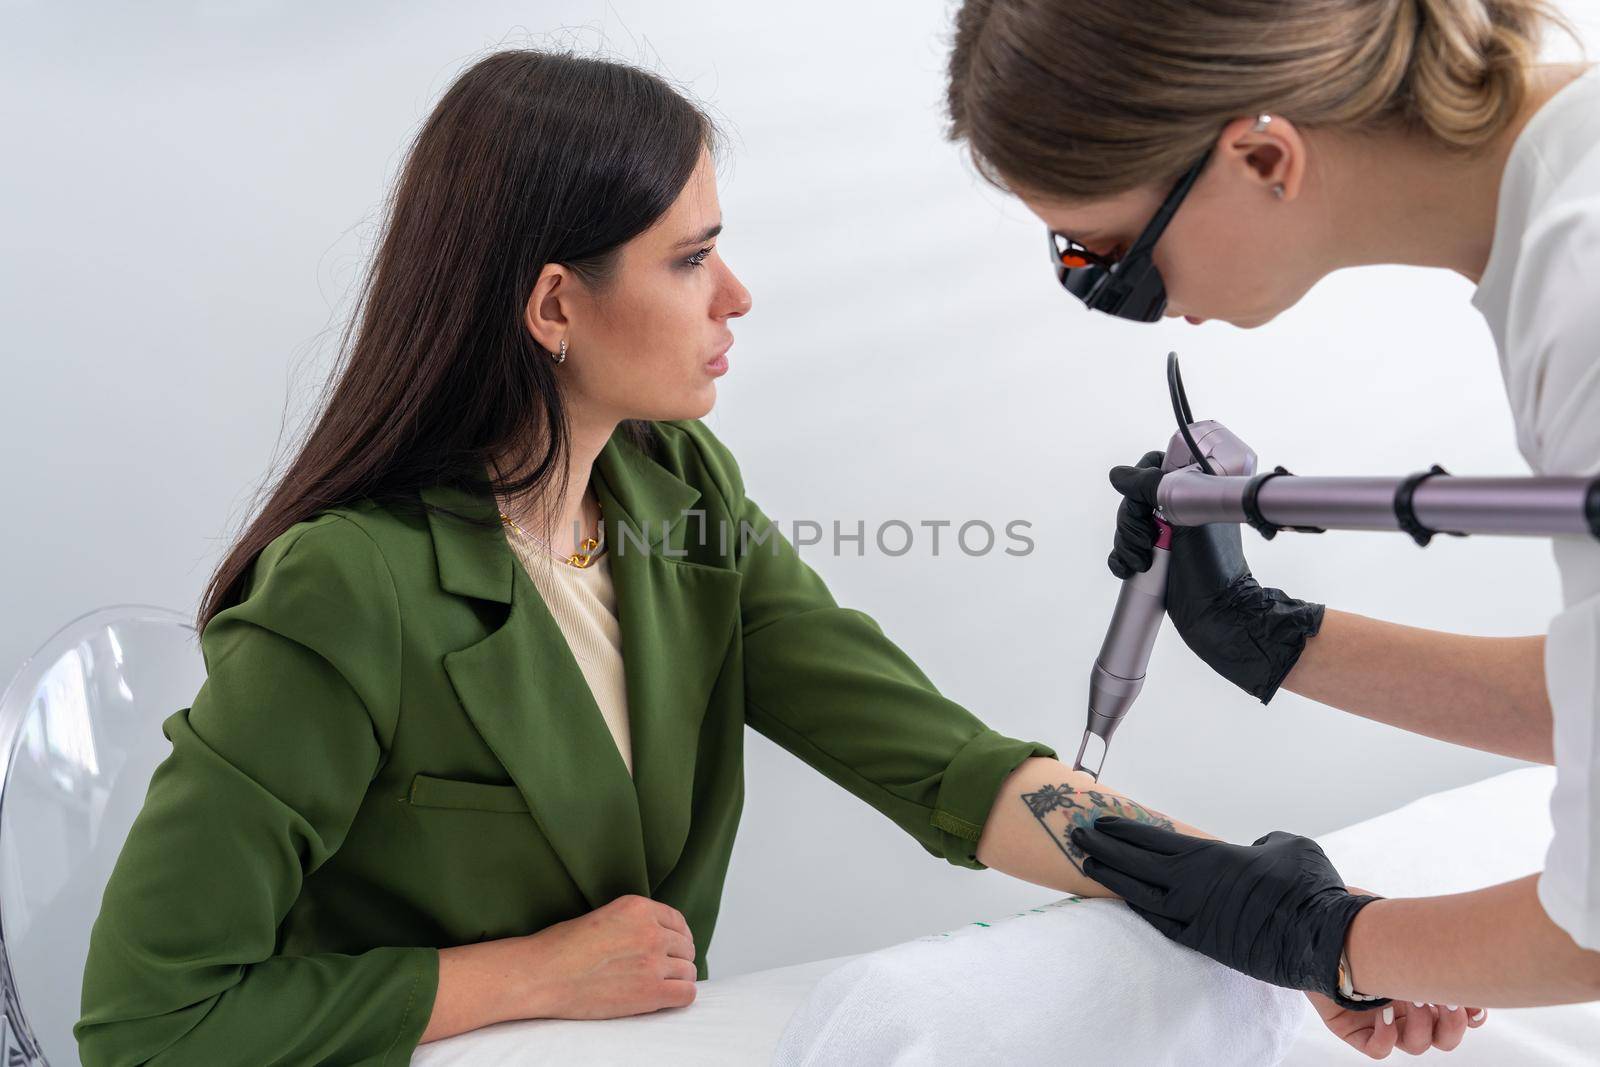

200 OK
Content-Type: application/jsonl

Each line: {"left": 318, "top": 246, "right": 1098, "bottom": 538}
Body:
{"left": 1072, "top": 816, "right": 1387, "bottom": 1011}
{"left": 1107, "top": 450, "right": 1325, "bottom": 704}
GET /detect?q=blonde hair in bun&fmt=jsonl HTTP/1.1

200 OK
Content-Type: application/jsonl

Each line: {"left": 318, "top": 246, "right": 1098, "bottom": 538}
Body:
{"left": 946, "top": 0, "right": 1583, "bottom": 199}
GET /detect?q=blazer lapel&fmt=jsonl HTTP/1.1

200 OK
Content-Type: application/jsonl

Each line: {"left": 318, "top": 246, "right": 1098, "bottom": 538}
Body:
{"left": 593, "top": 430, "right": 742, "bottom": 893}
{"left": 420, "top": 426, "right": 740, "bottom": 910}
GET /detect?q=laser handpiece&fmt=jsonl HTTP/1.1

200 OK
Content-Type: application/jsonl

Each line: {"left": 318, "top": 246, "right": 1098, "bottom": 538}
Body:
{"left": 1073, "top": 352, "right": 1256, "bottom": 780}
{"left": 1072, "top": 416, "right": 1257, "bottom": 779}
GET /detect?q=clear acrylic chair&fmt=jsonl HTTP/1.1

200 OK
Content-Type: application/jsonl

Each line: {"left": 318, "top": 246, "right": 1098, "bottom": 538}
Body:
{"left": 0, "top": 605, "right": 204, "bottom": 1067}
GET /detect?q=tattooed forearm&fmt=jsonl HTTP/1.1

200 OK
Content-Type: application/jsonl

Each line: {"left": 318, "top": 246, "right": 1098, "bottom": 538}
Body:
{"left": 1020, "top": 782, "right": 1175, "bottom": 875}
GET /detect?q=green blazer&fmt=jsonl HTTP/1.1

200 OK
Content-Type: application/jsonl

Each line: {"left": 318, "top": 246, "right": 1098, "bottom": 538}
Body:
{"left": 76, "top": 418, "right": 1057, "bottom": 1066}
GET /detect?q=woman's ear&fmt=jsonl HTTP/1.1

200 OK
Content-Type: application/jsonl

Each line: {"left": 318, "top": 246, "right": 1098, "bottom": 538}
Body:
{"left": 523, "top": 263, "right": 572, "bottom": 353}
{"left": 1216, "top": 114, "right": 1307, "bottom": 201}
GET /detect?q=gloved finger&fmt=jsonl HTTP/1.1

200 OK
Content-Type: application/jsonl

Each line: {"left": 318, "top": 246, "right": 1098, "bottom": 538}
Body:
{"left": 1116, "top": 498, "right": 1160, "bottom": 544}
{"left": 1124, "top": 899, "right": 1187, "bottom": 941}
{"left": 1251, "top": 829, "right": 1313, "bottom": 852}
{"left": 1108, "top": 506, "right": 1157, "bottom": 578}
{"left": 1108, "top": 463, "right": 1164, "bottom": 508}
{"left": 1092, "top": 815, "right": 1199, "bottom": 856}
{"left": 1079, "top": 856, "right": 1169, "bottom": 912}
{"left": 1120, "top": 511, "right": 1158, "bottom": 559}
{"left": 1070, "top": 824, "right": 1177, "bottom": 888}
{"left": 1109, "top": 539, "right": 1153, "bottom": 578}
{"left": 1135, "top": 449, "right": 1165, "bottom": 471}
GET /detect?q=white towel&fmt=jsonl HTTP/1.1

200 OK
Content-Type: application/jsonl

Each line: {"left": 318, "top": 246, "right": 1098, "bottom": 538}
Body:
{"left": 771, "top": 895, "right": 1309, "bottom": 1067}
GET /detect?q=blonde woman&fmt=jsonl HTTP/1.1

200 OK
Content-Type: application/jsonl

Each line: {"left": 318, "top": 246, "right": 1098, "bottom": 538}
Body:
{"left": 947, "top": 0, "right": 1600, "bottom": 1031}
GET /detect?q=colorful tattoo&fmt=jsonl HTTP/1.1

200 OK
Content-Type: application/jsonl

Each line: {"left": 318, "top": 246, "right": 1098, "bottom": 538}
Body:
{"left": 1021, "top": 782, "right": 1174, "bottom": 875}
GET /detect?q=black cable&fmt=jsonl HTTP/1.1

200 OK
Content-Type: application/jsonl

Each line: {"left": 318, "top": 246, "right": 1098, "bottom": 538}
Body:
{"left": 1166, "top": 352, "right": 1215, "bottom": 476}
{"left": 1172, "top": 353, "right": 1195, "bottom": 425}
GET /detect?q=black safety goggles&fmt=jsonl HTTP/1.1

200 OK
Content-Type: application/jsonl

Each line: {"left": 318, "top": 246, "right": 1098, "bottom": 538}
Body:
{"left": 1046, "top": 149, "right": 1212, "bottom": 322}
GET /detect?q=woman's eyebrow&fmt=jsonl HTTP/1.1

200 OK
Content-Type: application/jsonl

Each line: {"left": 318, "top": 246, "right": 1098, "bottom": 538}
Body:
{"left": 676, "top": 222, "right": 723, "bottom": 247}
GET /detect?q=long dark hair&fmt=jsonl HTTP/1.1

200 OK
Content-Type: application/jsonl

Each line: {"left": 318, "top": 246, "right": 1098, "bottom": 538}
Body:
{"left": 197, "top": 48, "right": 719, "bottom": 633}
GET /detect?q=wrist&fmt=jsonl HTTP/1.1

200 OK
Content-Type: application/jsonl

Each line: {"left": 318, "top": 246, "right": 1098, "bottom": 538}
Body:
{"left": 501, "top": 931, "right": 559, "bottom": 1021}
{"left": 1251, "top": 596, "right": 1325, "bottom": 705}
{"left": 1343, "top": 895, "right": 1382, "bottom": 992}
{"left": 1337, "top": 945, "right": 1382, "bottom": 1006}
{"left": 1333, "top": 895, "right": 1390, "bottom": 1010}
{"left": 1297, "top": 887, "right": 1389, "bottom": 1010}
{"left": 426, "top": 941, "right": 518, "bottom": 1043}
{"left": 456, "top": 934, "right": 556, "bottom": 1028}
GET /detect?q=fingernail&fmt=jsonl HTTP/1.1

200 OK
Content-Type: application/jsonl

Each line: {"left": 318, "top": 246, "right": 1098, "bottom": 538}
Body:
{"left": 1470, "top": 1008, "right": 1485, "bottom": 1022}
{"left": 1445, "top": 1005, "right": 1458, "bottom": 1012}
{"left": 1381, "top": 1005, "right": 1394, "bottom": 1026}
{"left": 1412, "top": 1001, "right": 1425, "bottom": 1007}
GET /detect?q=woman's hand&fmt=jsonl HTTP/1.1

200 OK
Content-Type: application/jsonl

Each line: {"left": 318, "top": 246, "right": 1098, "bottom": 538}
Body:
{"left": 423, "top": 894, "right": 697, "bottom": 1043}
{"left": 1308, "top": 992, "right": 1487, "bottom": 1058}
{"left": 1316, "top": 886, "right": 1489, "bottom": 1056}
{"left": 1107, "top": 450, "right": 1325, "bottom": 704}
{"left": 523, "top": 893, "right": 699, "bottom": 1020}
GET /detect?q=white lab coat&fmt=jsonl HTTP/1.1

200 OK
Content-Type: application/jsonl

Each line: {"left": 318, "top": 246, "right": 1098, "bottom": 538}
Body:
{"left": 1470, "top": 62, "right": 1600, "bottom": 952}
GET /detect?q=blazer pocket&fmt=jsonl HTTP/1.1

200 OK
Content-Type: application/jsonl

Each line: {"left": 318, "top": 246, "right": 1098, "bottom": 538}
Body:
{"left": 407, "top": 772, "right": 529, "bottom": 814}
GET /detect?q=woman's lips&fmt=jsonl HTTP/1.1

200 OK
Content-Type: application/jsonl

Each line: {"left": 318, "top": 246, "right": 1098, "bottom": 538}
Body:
{"left": 705, "top": 341, "right": 731, "bottom": 376}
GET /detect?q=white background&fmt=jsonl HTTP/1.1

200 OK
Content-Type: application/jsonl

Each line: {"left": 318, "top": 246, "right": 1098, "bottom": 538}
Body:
{"left": 3, "top": 1, "right": 1597, "bottom": 979}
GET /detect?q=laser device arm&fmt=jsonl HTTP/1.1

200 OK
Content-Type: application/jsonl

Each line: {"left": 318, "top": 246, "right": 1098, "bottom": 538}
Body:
{"left": 1075, "top": 352, "right": 1600, "bottom": 779}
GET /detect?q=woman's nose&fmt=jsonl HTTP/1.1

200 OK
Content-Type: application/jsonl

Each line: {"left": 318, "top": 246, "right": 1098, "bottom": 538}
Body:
{"left": 721, "top": 268, "right": 753, "bottom": 319}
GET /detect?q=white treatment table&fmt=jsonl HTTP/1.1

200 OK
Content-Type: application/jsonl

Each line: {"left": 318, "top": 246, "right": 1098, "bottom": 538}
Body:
{"left": 413, "top": 765, "right": 1599, "bottom": 1066}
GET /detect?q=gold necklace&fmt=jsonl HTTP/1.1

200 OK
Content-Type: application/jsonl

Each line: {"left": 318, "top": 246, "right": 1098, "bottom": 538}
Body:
{"left": 498, "top": 494, "right": 606, "bottom": 568}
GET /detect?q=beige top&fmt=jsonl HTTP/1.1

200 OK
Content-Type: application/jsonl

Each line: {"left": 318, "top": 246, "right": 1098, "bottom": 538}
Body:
{"left": 505, "top": 536, "right": 634, "bottom": 777}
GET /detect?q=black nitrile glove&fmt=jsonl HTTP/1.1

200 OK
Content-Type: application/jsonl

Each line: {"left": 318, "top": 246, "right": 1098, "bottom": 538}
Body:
{"left": 1072, "top": 817, "right": 1387, "bottom": 1012}
{"left": 1107, "top": 452, "right": 1325, "bottom": 704}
